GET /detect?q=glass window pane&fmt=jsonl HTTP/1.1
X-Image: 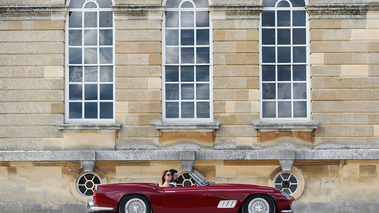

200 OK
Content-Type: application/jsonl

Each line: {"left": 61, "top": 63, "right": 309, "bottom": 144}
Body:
{"left": 181, "top": 1, "right": 194, "bottom": 8}
{"left": 291, "top": 0, "right": 305, "bottom": 7}
{"left": 262, "top": 11, "right": 275, "bottom": 27}
{"left": 263, "top": 101, "right": 276, "bottom": 118}
{"left": 196, "top": 11, "right": 209, "bottom": 27}
{"left": 262, "top": 83, "right": 276, "bottom": 99}
{"left": 84, "top": 48, "right": 97, "bottom": 64}
{"left": 278, "top": 47, "right": 291, "bottom": 63}
{"left": 278, "top": 65, "right": 291, "bottom": 81}
{"left": 278, "top": 1, "right": 290, "bottom": 7}
{"left": 100, "top": 102, "right": 113, "bottom": 118}
{"left": 293, "top": 28, "right": 306, "bottom": 44}
{"left": 69, "top": 84, "right": 82, "bottom": 100}
{"left": 69, "top": 103, "right": 82, "bottom": 118}
{"left": 293, "top": 83, "right": 306, "bottom": 99}
{"left": 166, "top": 102, "right": 179, "bottom": 118}
{"left": 197, "top": 102, "right": 210, "bottom": 118}
{"left": 277, "top": 11, "right": 290, "bottom": 26}
{"left": 278, "top": 83, "right": 291, "bottom": 99}
{"left": 196, "top": 47, "right": 210, "bottom": 64}
{"left": 196, "top": 66, "right": 209, "bottom": 82}
{"left": 100, "top": 11, "right": 112, "bottom": 27}
{"left": 166, "top": 30, "right": 179, "bottom": 45}
{"left": 182, "top": 102, "right": 194, "bottom": 118}
{"left": 167, "top": 0, "right": 181, "bottom": 8}
{"left": 262, "top": 65, "right": 275, "bottom": 81}
{"left": 100, "top": 84, "right": 113, "bottom": 100}
{"left": 293, "top": 47, "right": 306, "bottom": 63}
{"left": 181, "top": 11, "right": 194, "bottom": 27}
{"left": 166, "top": 11, "right": 179, "bottom": 27}
{"left": 181, "top": 30, "right": 194, "bottom": 45}
{"left": 69, "top": 48, "right": 82, "bottom": 64}
{"left": 166, "top": 47, "right": 179, "bottom": 64}
{"left": 100, "top": 29, "right": 113, "bottom": 45}
{"left": 293, "top": 65, "right": 306, "bottom": 81}
{"left": 294, "top": 101, "right": 307, "bottom": 117}
{"left": 100, "top": 47, "right": 113, "bottom": 64}
{"left": 85, "top": 12, "right": 97, "bottom": 28}
{"left": 181, "top": 84, "right": 194, "bottom": 100}
{"left": 263, "top": 0, "right": 277, "bottom": 7}
{"left": 181, "top": 66, "right": 194, "bottom": 82}
{"left": 278, "top": 101, "right": 291, "bottom": 118}
{"left": 84, "top": 2, "right": 97, "bottom": 8}
{"left": 293, "top": 11, "right": 306, "bottom": 26}
{"left": 278, "top": 29, "right": 290, "bottom": 45}
{"left": 98, "top": 0, "right": 112, "bottom": 8}
{"left": 196, "top": 84, "right": 209, "bottom": 100}
{"left": 84, "top": 30, "right": 97, "bottom": 46}
{"left": 166, "top": 84, "right": 179, "bottom": 100}
{"left": 100, "top": 66, "right": 113, "bottom": 82}
{"left": 262, "top": 47, "right": 275, "bottom": 63}
{"left": 85, "top": 84, "right": 98, "bottom": 100}
{"left": 69, "top": 30, "right": 82, "bottom": 46}
{"left": 194, "top": 0, "right": 208, "bottom": 8}
{"left": 196, "top": 29, "right": 209, "bottom": 45}
{"left": 85, "top": 102, "right": 97, "bottom": 118}
{"left": 166, "top": 66, "right": 179, "bottom": 82}
{"left": 69, "top": 12, "right": 82, "bottom": 28}
{"left": 181, "top": 48, "right": 194, "bottom": 63}
{"left": 85, "top": 66, "right": 98, "bottom": 82}
{"left": 69, "top": 0, "right": 85, "bottom": 8}
{"left": 262, "top": 29, "right": 275, "bottom": 45}
{"left": 69, "top": 67, "right": 83, "bottom": 82}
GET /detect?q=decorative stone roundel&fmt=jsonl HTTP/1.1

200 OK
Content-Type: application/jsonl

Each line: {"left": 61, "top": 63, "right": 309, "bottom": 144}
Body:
{"left": 268, "top": 166, "right": 305, "bottom": 199}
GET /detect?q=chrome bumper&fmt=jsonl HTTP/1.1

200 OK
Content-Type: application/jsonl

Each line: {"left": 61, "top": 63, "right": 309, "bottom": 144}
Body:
{"left": 88, "top": 200, "right": 114, "bottom": 212}
{"left": 281, "top": 210, "right": 294, "bottom": 213}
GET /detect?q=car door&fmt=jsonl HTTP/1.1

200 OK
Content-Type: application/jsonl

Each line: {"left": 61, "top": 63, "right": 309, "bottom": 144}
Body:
{"left": 163, "top": 186, "right": 208, "bottom": 212}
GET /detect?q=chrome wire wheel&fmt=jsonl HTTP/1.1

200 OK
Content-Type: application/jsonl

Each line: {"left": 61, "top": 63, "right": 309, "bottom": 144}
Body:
{"left": 248, "top": 198, "right": 270, "bottom": 213}
{"left": 124, "top": 198, "right": 147, "bottom": 213}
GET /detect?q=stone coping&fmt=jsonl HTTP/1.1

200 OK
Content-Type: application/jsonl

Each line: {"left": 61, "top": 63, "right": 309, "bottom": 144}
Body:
{"left": 154, "top": 121, "right": 220, "bottom": 132}
{"left": 253, "top": 120, "right": 319, "bottom": 132}
{"left": 1, "top": 149, "right": 379, "bottom": 161}
{"left": 57, "top": 122, "right": 122, "bottom": 130}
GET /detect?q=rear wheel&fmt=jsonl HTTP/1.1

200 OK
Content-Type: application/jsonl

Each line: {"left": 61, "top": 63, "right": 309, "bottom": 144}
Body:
{"left": 119, "top": 195, "right": 152, "bottom": 213}
{"left": 242, "top": 194, "right": 275, "bottom": 213}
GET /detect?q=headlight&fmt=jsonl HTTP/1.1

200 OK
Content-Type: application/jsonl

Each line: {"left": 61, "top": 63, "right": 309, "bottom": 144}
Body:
{"left": 281, "top": 190, "right": 291, "bottom": 199}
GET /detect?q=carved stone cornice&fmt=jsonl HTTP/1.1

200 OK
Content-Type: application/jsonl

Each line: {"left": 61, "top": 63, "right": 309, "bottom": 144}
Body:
{"left": 112, "top": 3, "right": 165, "bottom": 20}
{"left": 210, "top": 3, "right": 263, "bottom": 20}
{"left": 306, "top": 3, "right": 368, "bottom": 18}
{"left": 0, "top": 5, "right": 68, "bottom": 20}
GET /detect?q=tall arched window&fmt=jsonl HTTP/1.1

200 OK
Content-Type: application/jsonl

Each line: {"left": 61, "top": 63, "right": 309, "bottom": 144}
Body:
{"left": 163, "top": 0, "right": 212, "bottom": 122}
{"left": 260, "top": 0, "right": 309, "bottom": 120}
{"left": 66, "top": 0, "right": 114, "bottom": 123}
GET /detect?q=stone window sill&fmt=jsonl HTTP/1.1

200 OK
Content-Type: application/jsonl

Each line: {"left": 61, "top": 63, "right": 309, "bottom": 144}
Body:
{"left": 253, "top": 120, "right": 319, "bottom": 132}
{"left": 155, "top": 121, "right": 220, "bottom": 133}
{"left": 57, "top": 122, "right": 122, "bottom": 132}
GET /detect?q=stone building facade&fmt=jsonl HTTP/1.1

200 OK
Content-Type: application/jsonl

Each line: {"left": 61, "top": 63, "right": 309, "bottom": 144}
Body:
{"left": 0, "top": 0, "right": 379, "bottom": 212}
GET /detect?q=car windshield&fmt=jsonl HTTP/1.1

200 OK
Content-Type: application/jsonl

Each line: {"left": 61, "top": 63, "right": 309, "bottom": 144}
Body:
{"left": 189, "top": 170, "right": 213, "bottom": 186}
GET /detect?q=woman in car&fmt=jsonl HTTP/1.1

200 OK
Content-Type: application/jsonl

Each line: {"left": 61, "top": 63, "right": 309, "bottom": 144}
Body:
{"left": 162, "top": 170, "right": 172, "bottom": 187}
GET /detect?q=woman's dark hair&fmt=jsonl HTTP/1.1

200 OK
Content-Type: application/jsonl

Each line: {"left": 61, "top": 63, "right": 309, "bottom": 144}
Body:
{"left": 162, "top": 170, "right": 169, "bottom": 185}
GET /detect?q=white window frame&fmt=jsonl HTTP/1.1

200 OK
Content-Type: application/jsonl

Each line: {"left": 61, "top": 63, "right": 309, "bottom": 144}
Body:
{"left": 162, "top": 0, "right": 213, "bottom": 123}
{"left": 65, "top": 0, "right": 115, "bottom": 124}
{"left": 259, "top": 0, "right": 310, "bottom": 122}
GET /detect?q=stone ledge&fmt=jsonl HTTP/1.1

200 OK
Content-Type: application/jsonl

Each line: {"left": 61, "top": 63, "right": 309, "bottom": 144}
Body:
{"left": 2, "top": 149, "right": 379, "bottom": 161}
{"left": 253, "top": 120, "right": 319, "bottom": 132}
{"left": 155, "top": 120, "right": 220, "bottom": 133}
{"left": 112, "top": 3, "right": 165, "bottom": 20}
{"left": 210, "top": 3, "right": 262, "bottom": 20}
{"left": 0, "top": 5, "right": 68, "bottom": 20}
{"left": 57, "top": 122, "right": 122, "bottom": 131}
{"left": 306, "top": 3, "right": 368, "bottom": 18}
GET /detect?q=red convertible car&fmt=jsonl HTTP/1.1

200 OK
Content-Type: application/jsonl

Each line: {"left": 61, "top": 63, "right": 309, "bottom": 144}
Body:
{"left": 88, "top": 171, "right": 294, "bottom": 213}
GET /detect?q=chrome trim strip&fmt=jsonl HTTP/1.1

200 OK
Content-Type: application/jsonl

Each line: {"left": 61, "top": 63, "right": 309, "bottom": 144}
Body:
{"left": 281, "top": 210, "right": 294, "bottom": 213}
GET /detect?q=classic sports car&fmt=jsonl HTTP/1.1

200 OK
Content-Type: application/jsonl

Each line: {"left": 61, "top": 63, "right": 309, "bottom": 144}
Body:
{"left": 88, "top": 171, "right": 294, "bottom": 213}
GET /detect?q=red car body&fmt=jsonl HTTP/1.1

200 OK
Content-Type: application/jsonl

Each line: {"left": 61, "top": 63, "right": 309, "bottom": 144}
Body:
{"left": 89, "top": 182, "right": 294, "bottom": 213}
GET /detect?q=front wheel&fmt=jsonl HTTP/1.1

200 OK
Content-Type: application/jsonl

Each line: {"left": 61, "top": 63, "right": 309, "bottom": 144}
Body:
{"left": 119, "top": 195, "right": 152, "bottom": 213}
{"left": 242, "top": 194, "right": 276, "bottom": 213}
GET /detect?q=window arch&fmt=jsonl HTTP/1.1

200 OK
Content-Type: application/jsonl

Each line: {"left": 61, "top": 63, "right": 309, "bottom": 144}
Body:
{"left": 163, "top": 0, "right": 212, "bottom": 122}
{"left": 66, "top": 0, "right": 114, "bottom": 123}
{"left": 260, "top": 0, "right": 309, "bottom": 121}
